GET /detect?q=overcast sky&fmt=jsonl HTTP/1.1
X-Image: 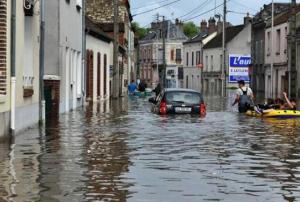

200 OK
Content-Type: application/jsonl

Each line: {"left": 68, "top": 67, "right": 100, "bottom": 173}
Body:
{"left": 131, "top": 0, "right": 293, "bottom": 27}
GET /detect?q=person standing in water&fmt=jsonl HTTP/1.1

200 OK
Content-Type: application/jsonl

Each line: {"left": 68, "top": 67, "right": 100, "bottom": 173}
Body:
{"left": 232, "top": 80, "right": 254, "bottom": 113}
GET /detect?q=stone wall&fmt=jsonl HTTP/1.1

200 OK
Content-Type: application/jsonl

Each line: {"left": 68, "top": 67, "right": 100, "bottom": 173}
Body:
{"left": 0, "top": 0, "right": 6, "bottom": 96}
{"left": 86, "top": 0, "right": 128, "bottom": 23}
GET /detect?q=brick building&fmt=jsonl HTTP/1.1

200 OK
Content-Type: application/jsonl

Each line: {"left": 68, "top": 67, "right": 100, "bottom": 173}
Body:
{"left": 86, "top": 0, "right": 135, "bottom": 95}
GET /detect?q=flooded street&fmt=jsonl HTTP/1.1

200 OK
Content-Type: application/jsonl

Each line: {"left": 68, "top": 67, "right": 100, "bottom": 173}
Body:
{"left": 1, "top": 93, "right": 300, "bottom": 202}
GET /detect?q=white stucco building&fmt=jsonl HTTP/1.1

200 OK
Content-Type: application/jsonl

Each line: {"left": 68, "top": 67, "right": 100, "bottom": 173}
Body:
{"left": 203, "top": 22, "right": 252, "bottom": 93}
{"left": 44, "top": 0, "right": 83, "bottom": 117}
{"left": 183, "top": 32, "right": 217, "bottom": 91}
{"left": 85, "top": 17, "right": 112, "bottom": 102}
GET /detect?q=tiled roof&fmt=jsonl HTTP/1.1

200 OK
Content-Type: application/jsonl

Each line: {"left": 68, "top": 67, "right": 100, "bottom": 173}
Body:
{"left": 183, "top": 31, "right": 209, "bottom": 44}
{"left": 203, "top": 25, "right": 244, "bottom": 49}
{"left": 141, "top": 20, "right": 188, "bottom": 41}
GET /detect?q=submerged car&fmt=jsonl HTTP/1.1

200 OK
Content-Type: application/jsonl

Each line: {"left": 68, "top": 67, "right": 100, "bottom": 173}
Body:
{"left": 148, "top": 88, "right": 206, "bottom": 116}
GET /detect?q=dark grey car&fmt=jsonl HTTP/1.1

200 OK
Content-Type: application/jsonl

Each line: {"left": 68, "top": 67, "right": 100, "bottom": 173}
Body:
{"left": 149, "top": 88, "right": 206, "bottom": 116}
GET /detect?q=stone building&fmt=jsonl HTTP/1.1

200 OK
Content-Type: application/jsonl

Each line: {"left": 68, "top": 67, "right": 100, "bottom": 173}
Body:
{"left": 139, "top": 19, "right": 188, "bottom": 88}
{"left": 86, "top": 0, "right": 135, "bottom": 96}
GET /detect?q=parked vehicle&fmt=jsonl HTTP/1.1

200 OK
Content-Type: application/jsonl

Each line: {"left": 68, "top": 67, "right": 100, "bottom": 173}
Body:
{"left": 149, "top": 88, "right": 206, "bottom": 116}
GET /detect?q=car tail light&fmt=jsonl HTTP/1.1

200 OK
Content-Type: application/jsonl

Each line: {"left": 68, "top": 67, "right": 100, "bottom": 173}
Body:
{"left": 200, "top": 103, "right": 206, "bottom": 116}
{"left": 159, "top": 100, "right": 167, "bottom": 115}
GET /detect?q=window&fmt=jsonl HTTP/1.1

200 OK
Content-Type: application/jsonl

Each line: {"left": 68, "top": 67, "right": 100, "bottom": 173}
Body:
{"left": 176, "top": 49, "right": 181, "bottom": 61}
{"left": 267, "top": 31, "right": 271, "bottom": 55}
{"left": 191, "top": 52, "right": 194, "bottom": 66}
{"left": 170, "top": 49, "right": 174, "bottom": 61}
{"left": 220, "top": 54, "right": 223, "bottom": 72}
{"left": 285, "top": 27, "right": 288, "bottom": 53}
{"left": 186, "top": 76, "right": 189, "bottom": 88}
{"left": 23, "top": 17, "right": 34, "bottom": 91}
{"left": 276, "top": 29, "right": 281, "bottom": 54}
{"left": 196, "top": 51, "right": 201, "bottom": 65}
{"left": 186, "top": 52, "right": 189, "bottom": 66}
{"left": 210, "top": 55, "right": 213, "bottom": 71}
{"left": 205, "top": 55, "right": 208, "bottom": 70}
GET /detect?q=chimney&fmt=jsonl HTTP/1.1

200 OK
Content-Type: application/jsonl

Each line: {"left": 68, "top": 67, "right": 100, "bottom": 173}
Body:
{"left": 200, "top": 20, "right": 208, "bottom": 33}
{"left": 208, "top": 17, "right": 216, "bottom": 34}
{"left": 175, "top": 18, "right": 184, "bottom": 31}
{"left": 244, "top": 13, "right": 252, "bottom": 25}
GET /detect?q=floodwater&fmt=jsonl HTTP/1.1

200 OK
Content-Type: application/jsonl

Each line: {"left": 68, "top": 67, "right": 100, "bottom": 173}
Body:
{"left": 1, "top": 92, "right": 300, "bottom": 202}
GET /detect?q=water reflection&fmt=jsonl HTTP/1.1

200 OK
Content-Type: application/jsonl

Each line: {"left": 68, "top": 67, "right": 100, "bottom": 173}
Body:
{"left": 0, "top": 95, "right": 300, "bottom": 201}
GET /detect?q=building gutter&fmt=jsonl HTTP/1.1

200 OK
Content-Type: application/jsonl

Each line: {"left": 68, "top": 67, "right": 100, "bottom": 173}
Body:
{"left": 39, "top": 0, "right": 46, "bottom": 124}
{"left": 10, "top": 0, "right": 16, "bottom": 134}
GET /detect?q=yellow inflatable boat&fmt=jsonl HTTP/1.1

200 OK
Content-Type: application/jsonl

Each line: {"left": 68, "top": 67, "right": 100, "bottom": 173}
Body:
{"left": 246, "top": 110, "right": 300, "bottom": 118}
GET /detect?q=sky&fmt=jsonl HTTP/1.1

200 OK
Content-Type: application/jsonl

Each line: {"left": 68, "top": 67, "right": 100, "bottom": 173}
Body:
{"left": 131, "top": 0, "right": 293, "bottom": 27}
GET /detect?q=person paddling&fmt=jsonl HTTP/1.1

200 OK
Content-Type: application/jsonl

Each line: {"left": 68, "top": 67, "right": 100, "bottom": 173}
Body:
{"left": 232, "top": 80, "right": 254, "bottom": 113}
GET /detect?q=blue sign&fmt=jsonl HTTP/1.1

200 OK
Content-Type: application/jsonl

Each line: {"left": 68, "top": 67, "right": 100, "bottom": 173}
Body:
{"left": 229, "top": 54, "right": 251, "bottom": 83}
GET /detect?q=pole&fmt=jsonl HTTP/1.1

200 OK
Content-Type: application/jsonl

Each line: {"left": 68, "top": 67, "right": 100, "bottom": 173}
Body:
{"left": 162, "top": 16, "right": 166, "bottom": 87}
{"left": 10, "top": 0, "right": 16, "bottom": 134}
{"left": 222, "top": 0, "right": 227, "bottom": 97}
{"left": 290, "top": 0, "right": 297, "bottom": 99}
{"left": 112, "top": 0, "right": 119, "bottom": 98}
{"left": 270, "top": 0, "right": 274, "bottom": 98}
{"left": 39, "top": 0, "right": 46, "bottom": 124}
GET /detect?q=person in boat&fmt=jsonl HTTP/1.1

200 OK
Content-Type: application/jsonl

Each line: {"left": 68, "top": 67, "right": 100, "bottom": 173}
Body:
{"left": 138, "top": 80, "right": 147, "bottom": 92}
{"left": 232, "top": 80, "right": 254, "bottom": 113}
{"left": 254, "top": 92, "right": 297, "bottom": 114}
{"left": 283, "top": 92, "right": 297, "bottom": 110}
{"left": 128, "top": 80, "right": 137, "bottom": 94}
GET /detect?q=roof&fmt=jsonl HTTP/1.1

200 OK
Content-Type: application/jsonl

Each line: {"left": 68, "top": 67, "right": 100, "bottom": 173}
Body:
{"left": 141, "top": 20, "right": 188, "bottom": 42}
{"left": 203, "top": 25, "right": 244, "bottom": 49}
{"left": 183, "top": 32, "right": 209, "bottom": 44}
{"left": 266, "top": 5, "right": 300, "bottom": 28}
{"left": 85, "top": 17, "right": 113, "bottom": 43}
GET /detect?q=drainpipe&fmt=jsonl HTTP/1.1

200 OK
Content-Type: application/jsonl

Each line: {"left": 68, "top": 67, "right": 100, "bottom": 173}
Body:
{"left": 82, "top": 0, "right": 86, "bottom": 105}
{"left": 39, "top": 0, "right": 45, "bottom": 124}
{"left": 10, "top": 0, "right": 16, "bottom": 134}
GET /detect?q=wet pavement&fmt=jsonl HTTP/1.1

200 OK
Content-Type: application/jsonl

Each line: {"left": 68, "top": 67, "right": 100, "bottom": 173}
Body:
{"left": 1, "top": 92, "right": 300, "bottom": 202}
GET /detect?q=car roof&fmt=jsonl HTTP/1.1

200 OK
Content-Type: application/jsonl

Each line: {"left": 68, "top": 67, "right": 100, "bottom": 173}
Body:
{"left": 164, "top": 88, "right": 201, "bottom": 93}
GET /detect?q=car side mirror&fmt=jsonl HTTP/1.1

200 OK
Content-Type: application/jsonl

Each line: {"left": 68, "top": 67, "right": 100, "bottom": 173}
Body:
{"left": 148, "top": 97, "right": 157, "bottom": 104}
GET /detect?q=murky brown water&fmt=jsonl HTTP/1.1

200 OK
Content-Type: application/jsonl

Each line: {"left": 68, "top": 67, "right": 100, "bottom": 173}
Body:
{"left": 1, "top": 92, "right": 300, "bottom": 202}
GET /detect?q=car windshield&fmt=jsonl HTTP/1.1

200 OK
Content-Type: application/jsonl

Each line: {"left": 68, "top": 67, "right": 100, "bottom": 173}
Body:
{"left": 165, "top": 91, "right": 202, "bottom": 105}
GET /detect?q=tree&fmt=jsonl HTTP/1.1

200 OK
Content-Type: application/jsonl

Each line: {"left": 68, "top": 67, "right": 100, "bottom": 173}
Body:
{"left": 132, "top": 22, "right": 150, "bottom": 39}
{"left": 183, "top": 22, "right": 199, "bottom": 38}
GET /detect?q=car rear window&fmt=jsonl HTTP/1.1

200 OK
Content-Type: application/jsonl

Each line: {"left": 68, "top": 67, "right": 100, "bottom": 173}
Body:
{"left": 165, "top": 91, "right": 203, "bottom": 105}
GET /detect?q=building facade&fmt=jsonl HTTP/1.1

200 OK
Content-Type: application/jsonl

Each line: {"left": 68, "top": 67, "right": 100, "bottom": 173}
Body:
{"left": 203, "top": 21, "right": 252, "bottom": 93}
{"left": 139, "top": 20, "right": 188, "bottom": 88}
{"left": 251, "top": 3, "right": 291, "bottom": 97}
{"left": 0, "top": 0, "right": 10, "bottom": 137}
{"left": 0, "top": 0, "right": 41, "bottom": 137}
{"left": 265, "top": 17, "right": 289, "bottom": 98}
{"left": 85, "top": 17, "right": 112, "bottom": 102}
{"left": 44, "top": 0, "right": 83, "bottom": 117}
{"left": 86, "top": 0, "right": 134, "bottom": 96}
{"left": 183, "top": 28, "right": 217, "bottom": 92}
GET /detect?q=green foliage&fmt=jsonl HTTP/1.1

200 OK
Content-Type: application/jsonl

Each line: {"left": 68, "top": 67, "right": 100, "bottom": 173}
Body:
{"left": 132, "top": 22, "right": 150, "bottom": 39}
{"left": 183, "top": 22, "right": 199, "bottom": 38}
